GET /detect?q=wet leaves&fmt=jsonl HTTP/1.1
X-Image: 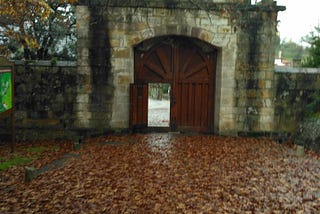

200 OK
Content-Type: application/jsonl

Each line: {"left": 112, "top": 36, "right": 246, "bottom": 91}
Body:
{"left": 0, "top": 134, "right": 319, "bottom": 212}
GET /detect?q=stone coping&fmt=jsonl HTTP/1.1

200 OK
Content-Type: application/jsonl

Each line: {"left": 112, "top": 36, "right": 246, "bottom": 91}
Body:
{"left": 14, "top": 60, "right": 76, "bottom": 67}
{"left": 275, "top": 66, "right": 320, "bottom": 74}
{"left": 77, "top": 0, "right": 285, "bottom": 11}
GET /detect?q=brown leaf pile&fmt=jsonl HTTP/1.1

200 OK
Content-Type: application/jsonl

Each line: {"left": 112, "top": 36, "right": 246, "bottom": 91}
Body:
{"left": 0, "top": 134, "right": 319, "bottom": 213}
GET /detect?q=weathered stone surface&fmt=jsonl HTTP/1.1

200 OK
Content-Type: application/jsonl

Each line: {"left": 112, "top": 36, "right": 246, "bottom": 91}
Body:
{"left": 0, "top": 62, "right": 78, "bottom": 140}
{"left": 274, "top": 68, "right": 320, "bottom": 135}
{"left": 294, "top": 119, "right": 320, "bottom": 152}
{"left": 1, "top": 1, "right": 289, "bottom": 140}
{"left": 74, "top": 1, "right": 285, "bottom": 135}
{"left": 25, "top": 167, "right": 38, "bottom": 182}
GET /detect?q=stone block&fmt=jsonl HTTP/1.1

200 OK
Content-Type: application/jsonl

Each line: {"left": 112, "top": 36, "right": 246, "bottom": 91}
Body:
{"left": 185, "top": 17, "right": 200, "bottom": 26}
{"left": 117, "top": 74, "right": 132, "bottom": 85}
{"left": 77, "top": 94, "right": 89, "bottom": 103}
{"left": 77, "top": 111, "right": 91, "bottom": 120}
{"left": 110, "top": 120, "right": 129, "bottom": 129}
{"left": 155, "top": 8, "right": 168, "bottom": 17}
{"left": 219, "top": 119, "right": 236, "bottom": 132}
{"left": 199, "top": 31, "right": 214, "bottom": 43}
{"left": 265, "top": 80, "right": 272, "bottom": 89}
{"left": 127, "top": 35, "right": 142, "bottom": 46}
{"left": 111, "top": 58, "right": 131, "bottom": 70}
{"left": 247, "top": 90, "right": 257, "bottom": 98}
{"left": 77, "top": 26, "right": 89, "bottom": 39}
{"left": 258, "top": 80, "right": 266, "bottom": 89}
{"left": 221, "top": 97, "right": 234, "bottom": 107}
{"left": 236, "top": 97, "right": 246, "bottom": 107}
{"left": 145, "top": 17, "right": 161, "bottom": 26}
{"left": 110, "top": 38, "right": 121, "bottom": 47}
{"left": 218, "top": 26, "right": 231, "bottom": 34}
{"left": 141, "top": 28, "right": 155, "bottom": 39}
{"left": 109, "top": 29, "right": 125, "bottom": 37}
{"left": 220, "top": 107, "right": 235, "bottom": 115}
{"left": 133, "top": 22, "right": 149, "bottom": 31}
{"left": 73, "top": 142, "right": 81, "bottom": 151}
{"left": 256, "top": 71, "right": 266, "bottom": 79}
{"left": 115, "top": 86, "right": 130, "bottom": 98}
{"left": 166, "top": 25, "right": 178, "bottom": 34}
{"left": 15, "top": 111, "right": 27, "bottom": 120}
{"left": 211, "top": 35, "right": 229, "bottom": 47}
{"left": 265, "top": 71, "right": 273, "bottom": 80}
{"left": 191, "top": 27, "right": 201, "bottom": 38}
{"left": 200, "top": 18, "right": 213, "bottom": 26}
{"left": 259, "top": 113, "right": 274, "bottom": 123}
{"left": 25, "top": 167, "right": 38, "bottom": 182}
{"left": 75, "top": 112, "right": 92, "bottom": 128}
{"left": 222, "top": 79, "right": 236, "bottom": 88}
{"left": 263, "top": 99, "right": 273, "bottom": 108}
{"left": 112, "top": 48, "right": 131, "bottom": 58}
{"left": 77, "top": 58, "right": 90, "bottom": 67}
{"left": 80, "top": 48, "right": 89, "bottom": 57}
{"left": 296, "top": 145, "right": 305, "bottom": 157}
{"left": 260, "top": 89, "right": 273, "bottom": 98}
{"left": 259, "top": 121, "right": 274, "bottom": 131}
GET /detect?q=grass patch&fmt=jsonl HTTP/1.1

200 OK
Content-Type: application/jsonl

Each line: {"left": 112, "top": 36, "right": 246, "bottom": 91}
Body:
{"left": 0, "top": 156, "right": 34, "bottom": 171}
{"left": 0, "top": 146, "right": 60, "bottom": 171}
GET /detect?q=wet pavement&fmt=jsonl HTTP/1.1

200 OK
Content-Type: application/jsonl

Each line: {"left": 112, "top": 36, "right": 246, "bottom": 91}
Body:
{"left": 1, "top": 134, "right": 319, "bottom": 213}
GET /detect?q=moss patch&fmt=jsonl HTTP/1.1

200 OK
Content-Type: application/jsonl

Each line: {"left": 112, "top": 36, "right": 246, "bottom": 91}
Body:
{"left": 0, "top": 156, "right": 34, "bottom": 171}
{"left": 0, "top": 145, "right": 60, "bottom": 171}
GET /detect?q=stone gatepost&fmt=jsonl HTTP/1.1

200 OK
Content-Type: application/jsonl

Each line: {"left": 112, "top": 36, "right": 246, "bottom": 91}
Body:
{"left": 75, "top": 0, "right": 285, "bottom": 135}
{"left": 235, "top": 0, "right": 284, "bottom": 133}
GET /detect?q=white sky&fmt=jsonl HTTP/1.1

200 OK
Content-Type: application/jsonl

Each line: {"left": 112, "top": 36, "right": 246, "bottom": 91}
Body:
{"left": 274, "top": 0, "right": 320, "bottom": 45}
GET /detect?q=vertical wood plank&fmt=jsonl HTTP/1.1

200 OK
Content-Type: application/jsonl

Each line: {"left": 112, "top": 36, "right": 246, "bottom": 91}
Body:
{"left": 129, "top": 83, "right": 148, "bottom": 129}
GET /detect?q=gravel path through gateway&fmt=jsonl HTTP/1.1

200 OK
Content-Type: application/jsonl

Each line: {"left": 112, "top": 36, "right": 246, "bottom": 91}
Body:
{"left": 148, "top": 98, "right": 170, "bottom": 127}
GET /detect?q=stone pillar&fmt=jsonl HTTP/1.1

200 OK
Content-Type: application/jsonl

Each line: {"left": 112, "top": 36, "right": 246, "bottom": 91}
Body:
{"left": 235, "top": 2, "right": 282, "bottom": 133}
{"left": 75, "top": 4, "right": 115, "bottom": 133}
{"left": 257, "top": 8, "right": 278, "bottom": 132}
{"left": 75, "top": 5, "right": 92, "bottom": 129}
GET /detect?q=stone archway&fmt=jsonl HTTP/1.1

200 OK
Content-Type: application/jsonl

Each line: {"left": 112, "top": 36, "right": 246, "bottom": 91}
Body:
{"left": 130, "top": 36, "right": 218, "bottom": 133}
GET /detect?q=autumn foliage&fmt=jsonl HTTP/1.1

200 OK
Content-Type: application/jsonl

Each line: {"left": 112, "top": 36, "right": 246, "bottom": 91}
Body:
{"left": 0, "top": 0, "right": 78, "bottom": 58}
{"left": 0, "top": 134, "right": 319, "bottom": 212}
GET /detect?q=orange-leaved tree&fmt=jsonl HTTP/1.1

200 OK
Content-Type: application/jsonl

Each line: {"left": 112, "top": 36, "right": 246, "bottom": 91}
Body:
{"left": 0, "top": 0, "right": 78, "bottom": 60}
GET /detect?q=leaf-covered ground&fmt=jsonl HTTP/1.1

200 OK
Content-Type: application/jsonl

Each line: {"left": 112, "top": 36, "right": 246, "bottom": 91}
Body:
{"left": 0, "top": 134, "right": 319, "bottom": 213}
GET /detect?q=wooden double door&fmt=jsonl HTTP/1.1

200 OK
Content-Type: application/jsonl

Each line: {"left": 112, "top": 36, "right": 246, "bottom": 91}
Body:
{"left": 130, "top": 36, "right": 217, "bottom": 133}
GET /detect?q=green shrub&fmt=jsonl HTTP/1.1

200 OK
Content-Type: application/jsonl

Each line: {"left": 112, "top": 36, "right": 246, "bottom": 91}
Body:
{"left": 305, "top": 92, "right": 320, "bottom": 118}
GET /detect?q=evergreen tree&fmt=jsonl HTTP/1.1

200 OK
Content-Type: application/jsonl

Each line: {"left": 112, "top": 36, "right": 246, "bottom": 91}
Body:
{"left": 302, "top": 26, "right": 320, "bottom": 68}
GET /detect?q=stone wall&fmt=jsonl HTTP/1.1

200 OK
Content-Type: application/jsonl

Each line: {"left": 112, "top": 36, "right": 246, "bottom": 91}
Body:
{"left": 2, "top": 0, "right": 287, "bottom": 140}
{"left": 4, "top": 2, "right": 320, "bottom": 141}
{"left": 76, "top": 0, "right": 285, "bottom": 135}
{"left": 274, "top": 67, "right": 320, "bottom": 133}
{"left": 0, "top": 61, "right": 78, "bottom": 140}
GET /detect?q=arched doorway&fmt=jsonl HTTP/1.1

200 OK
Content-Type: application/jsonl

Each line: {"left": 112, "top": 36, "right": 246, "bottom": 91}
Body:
{"left": 130, "top": 36, "right": 217, "bottom": 133}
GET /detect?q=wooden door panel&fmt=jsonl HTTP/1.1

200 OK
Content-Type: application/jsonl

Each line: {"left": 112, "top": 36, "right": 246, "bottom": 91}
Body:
{"left": 135, "top": 44, "right": 173, "bottom": 83}
{"left": 133, "top": 36, "right": 217, "bottom": 133}
{"left": 174, "top": 41, "right": 214, "bottom": 132}
{"left": 175, "top": 82, "right": 211, "bottom": 132}
{"left": 129, "top": 83, "right": 148, "bottom": 129}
